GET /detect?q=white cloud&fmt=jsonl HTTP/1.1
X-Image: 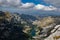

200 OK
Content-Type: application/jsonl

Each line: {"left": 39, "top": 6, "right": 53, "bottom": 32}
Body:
{"left": 0, "top": 0, "right": 22, "bottom": 7}
{"left": 19, "top": 3, "right": 35, "bottom": 9}
{"left": 44, "top": 0, "right": 60, "bottom": 8}
{"left": 0, "top": 0, "right": 35, "bottom": 9}
{"left": 34, "top": 4, "right": 57, "bottom": 11}
{"left": 7, "top": 0, "right": 21, "bottom": 5}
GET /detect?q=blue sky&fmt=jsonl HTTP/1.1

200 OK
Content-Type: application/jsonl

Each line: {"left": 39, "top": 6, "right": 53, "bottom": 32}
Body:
{"left": 22, "top": 0, "right": 44, "bottom": 4}
{"left": 22, "top": 0, "right": 49, "bottom": 6}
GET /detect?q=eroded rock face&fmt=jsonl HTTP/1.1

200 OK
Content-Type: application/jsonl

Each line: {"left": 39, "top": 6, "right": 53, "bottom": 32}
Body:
{"left": 45, "top": 25, "right": 60, "bottom": 40}
{"left": 0, "top": 11, "right": 31, "bottom": 40}
{"left": 0, "top": 11, "right": 5, "bottom": 23}
{"left": 0, "top": 23, "right": 29, "bottom": 40}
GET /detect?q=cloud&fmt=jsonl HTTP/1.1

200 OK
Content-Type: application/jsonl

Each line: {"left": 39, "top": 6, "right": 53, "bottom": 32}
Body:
{"left": 34, "top": 4, "right": 57, "bottom": 11}
{"left": 19, "top": 3, "right": 35, "bottom": 9}
{"left": 7, "top": 0, "right": 21, "bottom": 6}
{"left": 0, "top": 0, "right": 35, "bottom": 9}
{"left": 44, "top": 0, "right": 60, "bottom": 8}
{"left": 0, "top": 0, "right": 22, "bottom": 7}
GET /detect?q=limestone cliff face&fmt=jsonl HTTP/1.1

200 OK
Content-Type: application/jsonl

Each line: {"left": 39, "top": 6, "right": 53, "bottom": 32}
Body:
{"left": 45, "top": 25, "right": 60, "bottom": 40}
